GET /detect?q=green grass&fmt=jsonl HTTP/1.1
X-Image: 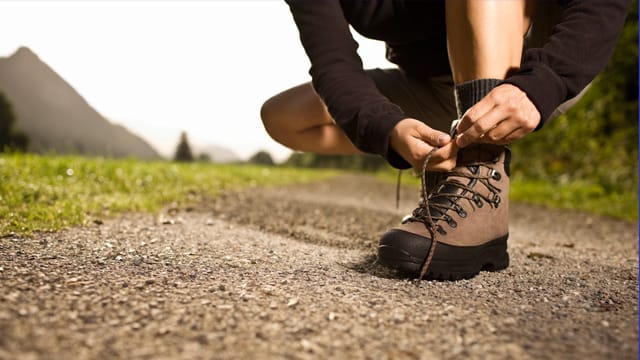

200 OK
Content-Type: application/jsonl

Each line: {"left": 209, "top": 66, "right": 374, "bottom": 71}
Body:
{"left": 510, "top": 178, "right": 637, "bottom": 222}
{"left": 0, "top": 153, "right": 336, "bottom": 235}
{"left": 378, "top": 170, "right": 638, "bottom": 222}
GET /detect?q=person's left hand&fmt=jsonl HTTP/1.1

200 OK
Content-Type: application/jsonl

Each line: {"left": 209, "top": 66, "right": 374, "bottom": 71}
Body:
{"left": 455, "top": 84, "right": 541, "bottom": 148}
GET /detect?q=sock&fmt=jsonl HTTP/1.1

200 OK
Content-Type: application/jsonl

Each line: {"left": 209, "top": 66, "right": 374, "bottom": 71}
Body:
{"left": 452, "top": 79, "right": 501, "bottom": 135}
{"left": 454, "top": 78, "right": 501, "bottom": 118}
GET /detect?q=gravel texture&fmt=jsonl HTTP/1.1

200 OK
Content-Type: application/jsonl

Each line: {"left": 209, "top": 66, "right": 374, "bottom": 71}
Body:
{"left": 0, "top": 174, "right": 637, "bottom": 359}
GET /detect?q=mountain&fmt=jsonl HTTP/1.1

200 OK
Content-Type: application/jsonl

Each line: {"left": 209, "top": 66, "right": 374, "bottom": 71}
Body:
{"left": 192, "top": 144, "right": 240, "bottom": 163}
{"left": 0, "top": 47, "right": 160, "bottom": 160}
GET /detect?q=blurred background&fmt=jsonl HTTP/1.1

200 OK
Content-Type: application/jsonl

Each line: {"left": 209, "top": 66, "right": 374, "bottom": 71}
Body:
{"left": 0, "top": 0, "right": 637, "bottom": 217}
{"left": 0, "top": 0, "right": 394, "bottom": 163}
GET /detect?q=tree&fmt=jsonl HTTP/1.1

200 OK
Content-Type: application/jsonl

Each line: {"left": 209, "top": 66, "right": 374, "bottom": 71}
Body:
{"left": 511, "top": 1, "right": 638, "bottom": 194}
{"left": 197, "top": 153, "right": 211, "bottom": 163}
{"left": 0, "top": 91, "right": 28, "bottom": 151}
{"left": 173, "top": 131, "right": 194, "bottom": 162}
{"left": 283, "top": 152, "right": 388, "bottom": 172}
{"left": 249, "top": 150, "right": 275, "bottom": 166}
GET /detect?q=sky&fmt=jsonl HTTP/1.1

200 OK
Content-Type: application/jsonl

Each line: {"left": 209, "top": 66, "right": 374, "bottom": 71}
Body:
{"left": 0, "top": 1, "right": 395, "bottom": 162}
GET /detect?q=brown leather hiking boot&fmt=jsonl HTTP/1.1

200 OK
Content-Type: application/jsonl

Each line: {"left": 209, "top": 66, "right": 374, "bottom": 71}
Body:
{"left": 378, "top": 144, "right": 510, "bottom": 280}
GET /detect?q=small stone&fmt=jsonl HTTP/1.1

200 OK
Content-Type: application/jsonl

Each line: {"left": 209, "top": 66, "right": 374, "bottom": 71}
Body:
{"left": 93, "top": 219, "right": 104, "bottom": 225}
{"left": 133, "top": 257, "right": 143, "bottom": 266}
{"left": 287, "top": 298, "right": 299, "bottom": 308}
{"left": 261, "top": 286, "right": 275, "bottom": 295}
{"left": 328, "top": 312, "right": 336, "bottom": 321}
{"left": 115, "top": 255, "right": 123, "bottom": 261}
{"left": 601, "top": 320, "right": 610, "bottom": 327}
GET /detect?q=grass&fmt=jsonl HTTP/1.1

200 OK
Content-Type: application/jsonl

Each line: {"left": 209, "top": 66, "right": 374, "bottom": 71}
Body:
{"left": 378, "top": 169, "right": 638, "bottom": 222}
{"left": 2, "top": 153, "right": 635, "bottom": 236}
{"left": 0, "top": 153, "right": 337, "bottom": 235}
{"left": 509, "top": 177, "right": 637, "bottom": 222}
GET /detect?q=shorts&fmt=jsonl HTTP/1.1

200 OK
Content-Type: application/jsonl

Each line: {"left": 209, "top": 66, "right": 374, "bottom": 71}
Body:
{"left": 367, "top": 68, "right": 457, "bottom": 134}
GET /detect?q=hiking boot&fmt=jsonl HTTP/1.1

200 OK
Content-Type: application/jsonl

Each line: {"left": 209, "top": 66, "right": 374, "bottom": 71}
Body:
{"left": 378, "top": 143, "right": 510, "bottom": 280}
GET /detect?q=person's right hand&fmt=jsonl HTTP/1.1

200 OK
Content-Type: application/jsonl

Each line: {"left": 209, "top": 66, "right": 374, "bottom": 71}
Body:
{"left": 390, "top": 118, "right": 458, "bottom": 171}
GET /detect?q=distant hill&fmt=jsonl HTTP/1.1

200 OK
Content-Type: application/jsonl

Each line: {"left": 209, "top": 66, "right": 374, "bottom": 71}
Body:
{"left": 192, "top": 144, "right": 240, "bottom": 163}
{"left": 0, "top": 47, "right": 160, "bottom": 160}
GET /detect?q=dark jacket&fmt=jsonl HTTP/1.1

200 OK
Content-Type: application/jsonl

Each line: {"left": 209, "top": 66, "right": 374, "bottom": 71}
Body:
{"left": 285, "top": 0, "right": 630, "bottom": 166}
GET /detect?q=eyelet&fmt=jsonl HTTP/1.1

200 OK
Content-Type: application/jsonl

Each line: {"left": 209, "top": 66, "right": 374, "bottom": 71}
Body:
{"left": 490, "top": 169, "right": 501, "bottom": 181}
{"left": 473, "top": 194, "right": 483, "bottom": 208}
{"left": 493, "top": 194, "right": 501, "bottom": 207}
{"left": 436, "top": 225, "right": 447, "bottom": 235}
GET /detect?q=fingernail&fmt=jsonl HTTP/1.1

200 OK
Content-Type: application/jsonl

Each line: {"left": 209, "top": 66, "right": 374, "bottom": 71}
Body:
{"left": 456, "top": 135, "right": 467, "bottom": 148}
{"left": 438, "top": 134, "right": 450, "bottom": 144}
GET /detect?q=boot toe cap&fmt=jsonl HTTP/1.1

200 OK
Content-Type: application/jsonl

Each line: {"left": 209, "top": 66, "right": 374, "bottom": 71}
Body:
{"left": 378, "top": 229, "right": 432, "bottom": 274}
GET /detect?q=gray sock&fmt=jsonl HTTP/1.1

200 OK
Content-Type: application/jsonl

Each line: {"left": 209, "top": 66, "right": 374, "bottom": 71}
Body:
{"left": 454, "top": 78, "right": 501, "bottom": 117}
{"left": 451, "top": 78, "right": 500, "bottom": 136}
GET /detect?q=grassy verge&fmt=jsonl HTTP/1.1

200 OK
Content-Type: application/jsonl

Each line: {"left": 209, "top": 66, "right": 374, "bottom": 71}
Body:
{"left": 378, "top": 170, "right": 638, "bottom": 222}
{"left": 0, "top": 153, "right": 337, "bottom": 235}
{"left": 510, "top": 178, "right": 637, "bottom": 222}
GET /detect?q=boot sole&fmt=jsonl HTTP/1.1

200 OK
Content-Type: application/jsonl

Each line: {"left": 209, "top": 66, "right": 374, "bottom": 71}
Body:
{"left": 378, "top": 231, "right": 509, "bottom": 281}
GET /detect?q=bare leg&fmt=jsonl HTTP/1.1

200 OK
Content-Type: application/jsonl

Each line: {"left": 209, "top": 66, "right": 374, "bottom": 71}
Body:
{"left": 446, "top": 0, "right": 533, "bottom": 83}
{"left": 260, "top": 83, "right": 363, "bottom": 155}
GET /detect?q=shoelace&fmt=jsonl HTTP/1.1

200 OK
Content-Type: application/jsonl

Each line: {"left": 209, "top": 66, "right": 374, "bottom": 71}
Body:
{"left": 409, "top": 148, "right": 502, "bottom": 280}
{"left": 415, "top": 148, "right": 440, "bottom": 279}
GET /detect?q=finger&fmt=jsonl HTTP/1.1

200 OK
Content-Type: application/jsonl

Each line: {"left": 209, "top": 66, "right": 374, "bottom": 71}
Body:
{"left": 429, "top": 142, "right": 458, "bottom": 162}
{"left": 501, "top": 127, "right": 531, "bottom": 144}
{"left": 481, "top": 118, "right": 520, "bottom": 144}
{"left": 415, "top": 122, "right": 452, "bottom": 146}
{"left": 425, "top": 143, "right": 458, "bottom": 171}
{"left": 455, "top": 96, "right": 496, "bottom": 134}
{"left": 456, "top": 107, "right": 508, "bottom": 147}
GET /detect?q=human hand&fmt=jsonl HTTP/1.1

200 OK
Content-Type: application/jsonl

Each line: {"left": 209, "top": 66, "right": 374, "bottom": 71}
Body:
{"left": 455, "top": 84, "right": 541, "bottom": 148}
{"left": 390, "top": 118, "right": 458, "bottom": 171}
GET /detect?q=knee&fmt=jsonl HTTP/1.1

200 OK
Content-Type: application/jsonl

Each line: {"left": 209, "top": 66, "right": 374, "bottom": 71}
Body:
{"left": 260, "top": 96, "right": 285, "bottom": 141}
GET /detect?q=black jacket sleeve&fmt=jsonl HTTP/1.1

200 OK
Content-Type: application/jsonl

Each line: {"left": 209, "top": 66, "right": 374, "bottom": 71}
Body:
{"left": 503, "top": 0, "right": 631, "bottom": 125}
{"left": 285, "top": 0, "right": 409, "bottom": 168}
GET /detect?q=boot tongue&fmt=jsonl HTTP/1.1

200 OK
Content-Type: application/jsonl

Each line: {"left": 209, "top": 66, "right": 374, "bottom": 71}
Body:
{"left": 425, "top": 165, "right": 477, "bottom": 220}
{"left": 415, "top": 144, "right": 504, "bottom": 224}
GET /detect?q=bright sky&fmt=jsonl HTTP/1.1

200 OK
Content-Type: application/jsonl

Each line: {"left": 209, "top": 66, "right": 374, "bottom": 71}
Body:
{"left": 0, "top": 1, "right": 394, "bottom": 162}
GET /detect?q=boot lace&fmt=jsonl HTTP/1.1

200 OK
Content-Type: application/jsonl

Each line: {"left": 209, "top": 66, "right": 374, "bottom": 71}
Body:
{"left": 411, "top": 148, "right": 502, "bottom": 280}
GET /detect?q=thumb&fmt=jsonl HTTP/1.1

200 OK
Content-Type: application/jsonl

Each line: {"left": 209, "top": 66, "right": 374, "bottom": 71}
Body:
{"left": 416, "top": 123, "right": 451, "bottom": 146}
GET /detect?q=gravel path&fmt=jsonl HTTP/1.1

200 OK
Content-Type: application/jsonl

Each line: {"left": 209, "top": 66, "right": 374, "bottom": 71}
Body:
{"left": 0, "top": 174, "right": 637, "bottom": 359}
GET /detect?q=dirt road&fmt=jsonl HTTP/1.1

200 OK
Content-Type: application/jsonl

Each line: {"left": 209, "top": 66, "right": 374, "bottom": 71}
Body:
{"left": 0, "top": 174, "right": 637, "bottom": 359}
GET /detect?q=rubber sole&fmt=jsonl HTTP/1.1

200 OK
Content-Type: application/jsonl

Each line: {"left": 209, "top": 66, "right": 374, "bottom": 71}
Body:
{"left": 378, "top": 229, "right": 509, "bottom": 281}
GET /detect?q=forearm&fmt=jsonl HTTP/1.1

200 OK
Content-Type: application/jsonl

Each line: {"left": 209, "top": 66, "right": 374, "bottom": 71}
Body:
{"left": 502, "top": 0, "right": 631, "bottom": 125}
{"left": 286, "top": 0, "right": 406, "bottom": 158}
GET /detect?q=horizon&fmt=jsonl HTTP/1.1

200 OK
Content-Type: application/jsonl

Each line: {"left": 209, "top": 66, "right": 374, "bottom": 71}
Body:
{"left": 0, "top": 1, "right": 395, "bottom": 162}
